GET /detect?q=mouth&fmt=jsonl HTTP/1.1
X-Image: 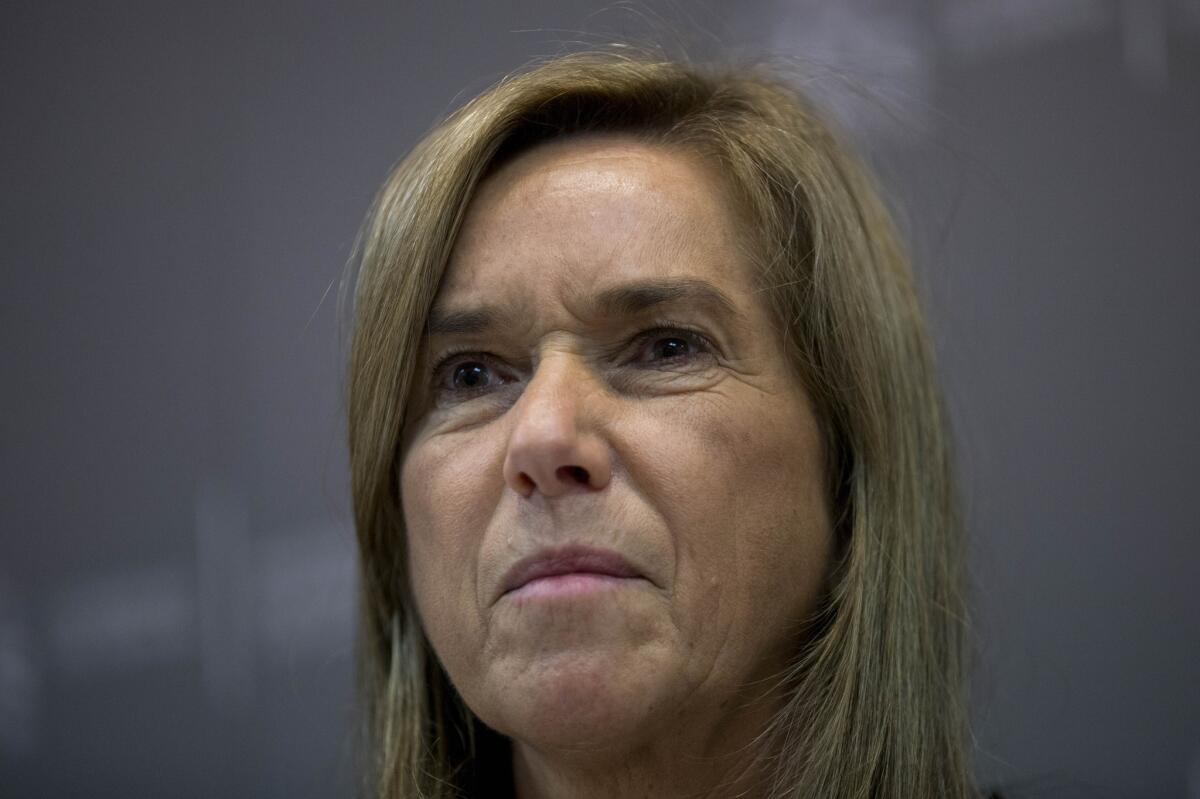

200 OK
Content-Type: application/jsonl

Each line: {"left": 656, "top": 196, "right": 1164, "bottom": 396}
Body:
{"left": 498, "top": 545, "right": 645, "bottom": 602}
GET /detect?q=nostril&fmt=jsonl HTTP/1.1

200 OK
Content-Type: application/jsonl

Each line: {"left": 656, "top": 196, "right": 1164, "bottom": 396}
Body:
{"left": 558, "top": 465, "right": 589, "bottom": 484}
{"left": 515, "top": 472, "right": 536, "bottom": 495}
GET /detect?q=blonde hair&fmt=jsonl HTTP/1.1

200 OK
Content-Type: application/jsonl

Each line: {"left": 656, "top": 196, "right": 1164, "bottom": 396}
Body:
{"left": 346, "top": 49, "right": 976, "bottom": 798}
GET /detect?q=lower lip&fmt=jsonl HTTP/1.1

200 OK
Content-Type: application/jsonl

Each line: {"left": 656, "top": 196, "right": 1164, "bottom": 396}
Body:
{"left": 505, "top": 572, "right": 641, "bottom": 602}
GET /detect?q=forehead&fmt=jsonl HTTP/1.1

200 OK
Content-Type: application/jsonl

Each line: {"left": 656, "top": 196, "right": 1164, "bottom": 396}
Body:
{"left": 432, "top": 135, "right": 758, "bottom": 323}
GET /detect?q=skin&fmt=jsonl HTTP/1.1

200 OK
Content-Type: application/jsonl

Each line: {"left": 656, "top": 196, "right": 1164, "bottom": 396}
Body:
{"left": 399, "top": 134, "right": 834, "bottom": 799}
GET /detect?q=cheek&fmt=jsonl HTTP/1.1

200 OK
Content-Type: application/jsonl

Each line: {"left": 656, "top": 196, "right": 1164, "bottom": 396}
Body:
{"left": 399, "top": 439, "right": 499, "bottom": 635}
{"left": 634, "top": 386, "right": 832, "bottom": 633}
{"left": 721, "top": 391, "right": 832, "bottom": 572}
{"left": 639, "top": 386, "right": 827, "bottom": 536}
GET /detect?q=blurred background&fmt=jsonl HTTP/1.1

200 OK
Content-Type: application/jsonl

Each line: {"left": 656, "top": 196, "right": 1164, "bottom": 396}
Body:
{"left": 2, "top": 1, "right": 1198, "bottom": 797}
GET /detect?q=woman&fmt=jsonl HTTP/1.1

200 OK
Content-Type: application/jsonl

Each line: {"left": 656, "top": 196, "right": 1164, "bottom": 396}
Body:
{"left": 346, "top": 50, "right": 978, "bottom": 798}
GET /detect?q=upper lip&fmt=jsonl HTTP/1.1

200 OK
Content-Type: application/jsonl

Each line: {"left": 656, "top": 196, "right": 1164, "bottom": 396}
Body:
{"left": 498, "top": 545, "right": 644, "bottom": 600}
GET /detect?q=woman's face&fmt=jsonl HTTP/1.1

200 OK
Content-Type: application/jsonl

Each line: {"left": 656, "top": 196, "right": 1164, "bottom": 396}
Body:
{"left": 399, "top": 135, "right": 833, "bottom": 753}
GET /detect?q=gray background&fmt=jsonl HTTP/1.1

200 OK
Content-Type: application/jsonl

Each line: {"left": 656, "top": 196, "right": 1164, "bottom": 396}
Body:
{"left": 2, "top": 1, "right": 1198, "bottom": 797}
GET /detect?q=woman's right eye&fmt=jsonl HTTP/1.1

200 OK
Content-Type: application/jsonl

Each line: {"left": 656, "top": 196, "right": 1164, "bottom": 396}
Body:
{"left": 449, "top": 361, "right": 492, "bottom": 391}
{"left": 430, "top": 352, "right": 505, "bottom": 400}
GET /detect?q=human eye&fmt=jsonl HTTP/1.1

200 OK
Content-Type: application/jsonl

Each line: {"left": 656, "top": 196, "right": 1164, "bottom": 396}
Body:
{"left": 428, "top": 349, "right": 511, "bottom": 401}
{"left": 627, "top": 321, "right": 717, "bottom": 368}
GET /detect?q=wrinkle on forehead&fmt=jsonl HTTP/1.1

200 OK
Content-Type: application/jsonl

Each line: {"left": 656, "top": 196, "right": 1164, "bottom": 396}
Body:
{"left": 440, "top": 136, "right": 742, "bottom": 318}
{"left": 482, "top": 134, "right": 685, "bottom": 204}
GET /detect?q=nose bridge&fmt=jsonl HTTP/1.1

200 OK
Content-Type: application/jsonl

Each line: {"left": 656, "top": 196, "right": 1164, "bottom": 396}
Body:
{"left": 514, "top": 349, "right": 590, "bottom": 429}
{"left": 502, "top": 348, "right": 612, "bottom": 498}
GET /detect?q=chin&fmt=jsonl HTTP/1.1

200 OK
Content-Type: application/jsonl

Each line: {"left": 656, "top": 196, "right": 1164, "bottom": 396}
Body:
{"left": 476, "top": 647, "right": 678, "bottom": 752}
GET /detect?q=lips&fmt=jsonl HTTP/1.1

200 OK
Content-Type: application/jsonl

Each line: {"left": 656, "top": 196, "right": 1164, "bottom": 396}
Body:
{"left": 498, "top": 545, "right": 643, "bottom": 600}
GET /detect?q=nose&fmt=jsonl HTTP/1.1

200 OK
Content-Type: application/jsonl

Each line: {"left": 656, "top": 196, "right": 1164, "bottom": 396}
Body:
{"left": 501, "top": 352, "right": 613, "bottom": 499}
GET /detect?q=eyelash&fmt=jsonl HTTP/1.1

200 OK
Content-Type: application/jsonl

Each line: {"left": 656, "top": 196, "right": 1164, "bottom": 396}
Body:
{"left": 428, "top": 320, "right": 716, "bottom": 398}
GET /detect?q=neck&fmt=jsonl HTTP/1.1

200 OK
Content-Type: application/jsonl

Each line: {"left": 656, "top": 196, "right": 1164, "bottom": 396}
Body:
{"left": 510, "top": 690, "right": 778, "bottom": 799}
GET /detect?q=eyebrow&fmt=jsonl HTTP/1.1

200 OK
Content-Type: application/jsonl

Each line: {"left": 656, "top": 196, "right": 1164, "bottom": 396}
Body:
{"left": 425, "top": 277, "right": 746, "bottom": 337}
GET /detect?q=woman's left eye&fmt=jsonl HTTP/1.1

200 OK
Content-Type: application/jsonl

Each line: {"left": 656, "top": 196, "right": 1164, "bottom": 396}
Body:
{"left": 631, "top": 326, "right": 714, "bottom": 366}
